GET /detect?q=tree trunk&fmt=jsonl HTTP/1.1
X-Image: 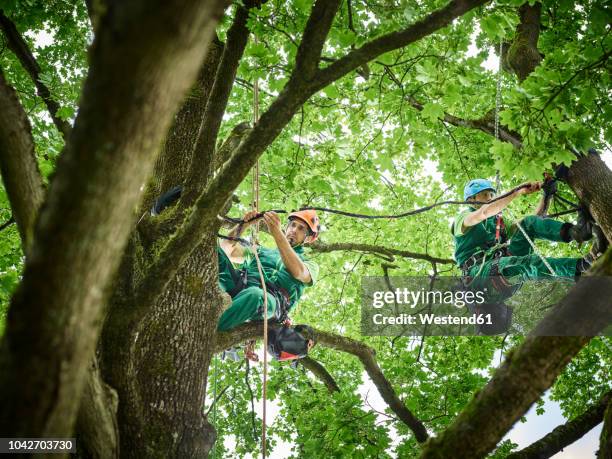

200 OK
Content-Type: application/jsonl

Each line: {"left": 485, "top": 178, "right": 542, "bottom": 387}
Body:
{"left": 99, "top": 41, "right": 229, "bottom": 457}
{"left": 0, "top": 0, "right": 227, "bottom": 442}
{"left": 566, "top": 153, "right": 612, "bottom": 243}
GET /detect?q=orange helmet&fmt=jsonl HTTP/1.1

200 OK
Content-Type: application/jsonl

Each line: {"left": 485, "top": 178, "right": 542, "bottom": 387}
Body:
{"left": 288, "top": 209, "right": 320, "bottom": 241}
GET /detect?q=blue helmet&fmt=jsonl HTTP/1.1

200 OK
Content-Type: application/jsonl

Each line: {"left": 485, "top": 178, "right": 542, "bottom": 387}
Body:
{"left": 463, "top": 179, "right": 496, "bottom": 200}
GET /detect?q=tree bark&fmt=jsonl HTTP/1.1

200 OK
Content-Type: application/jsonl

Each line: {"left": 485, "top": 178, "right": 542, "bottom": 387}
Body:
{"left": 300, "top": 357, "right": 341, "bottom": 393}
{"left": 504, "top": 2, "right": 543, "bottom": 82}
{"left": 76, "top": 359, "right": 120, "bottom": 459}
{"left": 100, "top": 26, "right": 227, "bottom": 458}
{"left": 0, "top": 69, "right": 44, "bottom": 253}
{"left": 0, "top": 0, "right": 228, "bottom": 442}
{"left": 599, "top": 395, "right": 612, "bottom": 459}
{"left": 565, "top": 153, "right": 612, "bottom": 244}
{"left": 214, "top": 323, "right": 429, "bottom": 443}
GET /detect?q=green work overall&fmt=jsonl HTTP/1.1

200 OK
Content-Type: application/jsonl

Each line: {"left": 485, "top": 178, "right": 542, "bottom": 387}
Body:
{"left": 216, "top": 245, "right": 318, "bottom": 331}
{"left": 453, "top": 211, "right": 579, "bottom": 301}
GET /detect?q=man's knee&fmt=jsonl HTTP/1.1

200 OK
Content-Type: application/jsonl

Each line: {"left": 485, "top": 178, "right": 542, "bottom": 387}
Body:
{"left": 519, "top": 215, "right": 540, "bottom": 230}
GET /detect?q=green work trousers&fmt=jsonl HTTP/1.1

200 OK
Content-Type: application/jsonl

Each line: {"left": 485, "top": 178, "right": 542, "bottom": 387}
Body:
{"left": 469, "top": 216, "right": 579, "bottom": 299}
{"left": 217, "top": 247, "right": 278, "bottom": 331}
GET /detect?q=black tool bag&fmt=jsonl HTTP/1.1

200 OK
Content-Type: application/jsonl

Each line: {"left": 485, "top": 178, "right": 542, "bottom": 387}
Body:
{"left": 267, "top": 325, "right": 315, "bottom": 361}
{"left": 467, "top": 301, "right": 513, "bottom": 335}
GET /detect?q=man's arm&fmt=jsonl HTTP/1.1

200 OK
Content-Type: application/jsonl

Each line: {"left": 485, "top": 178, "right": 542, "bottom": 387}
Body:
{"left": 263, "top": 212, "right": 312, "bottom": 284}
{"left": 462, "top": 182, "right": 541, "bottom": 232}
{"left": 220, "top": 210, "right": 260, "bottom": 258}
{"left": 534, "top": 194, "right": 548, "bottom": 216}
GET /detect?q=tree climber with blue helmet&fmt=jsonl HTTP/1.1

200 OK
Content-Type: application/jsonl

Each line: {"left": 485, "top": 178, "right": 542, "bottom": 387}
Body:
{"left": 217, "top": 209, "right": 320, "bottom": 332}
{"left": 453, "top": 178, "right": 602, "bottom": 301}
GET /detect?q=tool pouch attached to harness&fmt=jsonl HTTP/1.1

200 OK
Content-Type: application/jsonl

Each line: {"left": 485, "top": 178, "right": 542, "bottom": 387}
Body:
{"left": 467, "top": 301, "right": 513, "bottom": 335}
{"left": 267, "top": 324, "right": 315, "bottom": 361}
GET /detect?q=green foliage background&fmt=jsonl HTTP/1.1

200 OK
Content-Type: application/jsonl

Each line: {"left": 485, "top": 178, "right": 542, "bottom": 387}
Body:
{"left": 0, "top": 0, "right": 610, "bottom": 457}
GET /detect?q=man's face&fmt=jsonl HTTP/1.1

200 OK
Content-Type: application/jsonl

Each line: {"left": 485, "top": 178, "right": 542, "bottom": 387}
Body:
{"left": 470, "top": 189, "right": 496, "bottom": 207}
{"left": 285, "top": 218, "right": 311, "bottom": 246}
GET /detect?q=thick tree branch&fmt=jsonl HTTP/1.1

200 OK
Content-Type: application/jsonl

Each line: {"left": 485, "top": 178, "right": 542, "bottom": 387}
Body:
{"left": 76, "top": 358, "right": 119, "bottom": 459}
{"left": 599, "top": 395, "right": 612, "bottom": 458}
{"left": 0, "top": 69, "right": 45, "bottom": 252}
{"left": 311, "top": 240, "right": 454, "bottom": 265}
{"left": 182, "top": 3, "right": 253, "bottom": 204}
{"left": 294, "top": 0, "right": 342, "bottom": 79}
{"left": 503, "top": 2, "right": 542, "bottom": 82}
{"left": 300, "top": 356, "right": 340, "bottom": 393}
{"left": 507, "top": 391, "right": 611, "bottom": 459}
{"left": 419, "top": 250, "right": 612, "bottom": 459}
{"left": 0, "top": 10, "right": 71, "bottom": 138}
{"left": 406, "top": 96, "right": 524, "bottom": 149}
{"left": 312, "top": 0, "right": 489, "bottom": 93}
{"left": 214, "top": 323, "right": 429, "bottom": 442}
{"left": 0, "top": 0, "right": 228, "bottom": 439}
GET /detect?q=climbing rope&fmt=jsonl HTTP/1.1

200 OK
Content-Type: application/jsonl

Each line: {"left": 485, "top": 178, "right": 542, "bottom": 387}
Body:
{"left": 220, "top": 184, "right": 531, "bottom": 225}
{"left": 211, "top": 355, "right": 218, "bottom": 459}
{"left": 505, "top": 207, "right": 558, "bottom": 277}
{"left": 494, "top": 40, "right": 503, "bottom": 193}
{"left": 249, "top": 36, "right": 269, "bottom": 459}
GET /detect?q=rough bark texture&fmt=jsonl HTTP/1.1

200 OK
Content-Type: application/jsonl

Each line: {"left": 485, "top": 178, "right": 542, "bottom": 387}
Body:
{"left": 566, "top": 153, "right": 612, "bottom": 244}
{"left": 0, "top": 69, "right": 45, "bottom": 252}
{"left": 0, "top": 0, "right": 227, "bottom": 441}
{"left": 599, "top": 396, "right": 612, "bottom": 459}
{"left": 100, "top": 40, "right": 228, "bottom": 459}
{"left": 145, "top": 39, "right": 224, "bottom": 208}
{"left": 183, "top": 3, "right": 253, "bottom": 204}
{"left": 76, "top": 359, "right": 120, "bottom": 459}
{"left": 508, "top": 392, "right": 610, "bottom": 459}
{"left": 504, "top": 2, "right": 543, "bottom": 82}
{"left": 419, "top": 249, "right": 612, "bottom": 459}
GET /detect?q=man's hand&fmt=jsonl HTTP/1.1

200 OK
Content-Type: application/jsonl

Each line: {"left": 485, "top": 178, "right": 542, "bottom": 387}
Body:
{"left": 242, "top": 209, "right": 261, "bottom": 227}
{"left": 262, "top": 211, "right": 282, "bottom": 235}
{"left": 516, "top": 181, "right": 542, "bottom": 196}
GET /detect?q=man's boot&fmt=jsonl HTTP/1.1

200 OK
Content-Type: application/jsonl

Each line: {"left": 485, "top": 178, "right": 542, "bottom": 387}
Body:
{"left": 591, "top": 224, "right": 609, "bottom": 256}
{"left": 575, "top": 253, "right": 595, "bottom": 276}
{"left": 568, "top": 210, "right": 593, "bottom": 243}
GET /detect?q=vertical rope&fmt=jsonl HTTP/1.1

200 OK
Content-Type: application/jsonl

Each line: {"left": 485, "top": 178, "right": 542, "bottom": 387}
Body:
{"left": 494, "top": 40, "right": 503, "bottom": 192}
{"left": 211, "top": 355, "right": 218, "bottom": 459}
{"left": 250, "top": 33, "right": 268, "bottom": 459}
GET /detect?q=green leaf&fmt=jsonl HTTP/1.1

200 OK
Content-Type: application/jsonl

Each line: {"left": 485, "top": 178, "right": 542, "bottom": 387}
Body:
{"left": 421, "top": 103, "right": 444, "bottom": 122}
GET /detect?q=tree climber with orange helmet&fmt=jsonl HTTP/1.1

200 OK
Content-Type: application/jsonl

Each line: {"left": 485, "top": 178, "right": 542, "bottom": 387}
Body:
{"left": 217, "top": 209, "right": 321, "bottom": 331}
